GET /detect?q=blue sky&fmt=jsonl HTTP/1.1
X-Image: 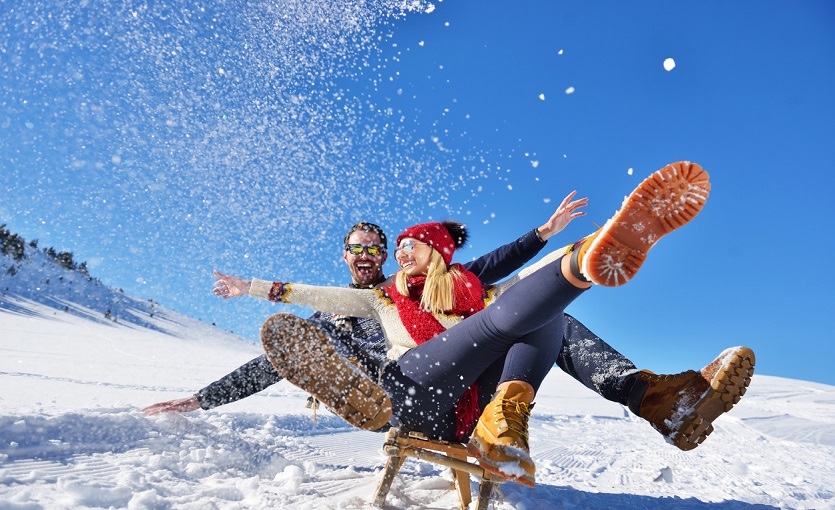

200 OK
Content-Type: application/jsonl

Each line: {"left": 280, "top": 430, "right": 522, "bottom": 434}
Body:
{"left": 2, "top": 1, "right": 834, "bottom": 385}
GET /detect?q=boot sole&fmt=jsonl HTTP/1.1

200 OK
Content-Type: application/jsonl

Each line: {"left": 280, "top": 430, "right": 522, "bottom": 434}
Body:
{"left": 672, "top": 346, "right": 756, "bottom": 451}
{"left": 585, "top": 161, "right": 710, "bottom": 286}
{"left": 260, "top": 313, "right": 392, "bottom": 431}
{"left": 465, "top": 441, "right": 536, "bottom": 488}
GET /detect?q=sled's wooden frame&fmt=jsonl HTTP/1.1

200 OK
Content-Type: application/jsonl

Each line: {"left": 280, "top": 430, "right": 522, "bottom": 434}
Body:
{"left": 372, "top": 427, "right": 506, "bottom": 510}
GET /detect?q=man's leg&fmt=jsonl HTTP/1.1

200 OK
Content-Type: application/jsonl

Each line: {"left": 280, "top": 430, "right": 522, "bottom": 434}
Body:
{"left": 307, "top": 317, "right": 383, "bottom": 380}
{"left": 558, "top": 313, "right": 639, "bottom": 404}
{"left": 560, "top": 314, "right": 756, "bottom": 451}
{"left": 195, "top": 317, "right": 381, "bottom": 410}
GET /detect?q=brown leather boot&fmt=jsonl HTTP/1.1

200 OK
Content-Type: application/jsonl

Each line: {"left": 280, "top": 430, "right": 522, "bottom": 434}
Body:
{"left": 466, "top": 381, "right": 536, "bottom": 487}
{"left": 261, "top": 313, "right": 392, "bottom": 431}
{"left": 628, "top": 346, "right": 755, "bottom": 451}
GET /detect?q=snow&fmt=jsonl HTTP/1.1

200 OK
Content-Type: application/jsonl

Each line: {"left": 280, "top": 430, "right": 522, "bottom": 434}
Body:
{"left": 2, "top": 250, "right": 835, "bottom": 509}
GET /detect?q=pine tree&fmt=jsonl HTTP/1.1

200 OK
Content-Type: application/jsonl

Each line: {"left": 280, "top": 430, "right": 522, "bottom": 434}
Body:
{"left": 56, "top": 251, "right": 76, "bottom": 270}
{"left": 1, "top": 233, "right": 25, "bottom": 261}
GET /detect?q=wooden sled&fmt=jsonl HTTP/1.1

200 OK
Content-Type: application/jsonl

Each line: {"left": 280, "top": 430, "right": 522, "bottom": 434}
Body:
{"left": 372, "top": 427, "right": 507, "bottom": 510}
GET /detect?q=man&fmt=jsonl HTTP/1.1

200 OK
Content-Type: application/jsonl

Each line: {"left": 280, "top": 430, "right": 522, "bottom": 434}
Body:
{"left": 141, "top": 221, "right": 392, "bottom": 415}
{"left": 143, "top": 218, "right": 564, "bottom": 414}
{"left": 143, "top": 218, "right": 752, "bottom": 452}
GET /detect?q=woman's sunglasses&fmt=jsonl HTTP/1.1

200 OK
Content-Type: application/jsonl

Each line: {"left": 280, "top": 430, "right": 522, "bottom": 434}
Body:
{"left": 394, "top": 239, "right": 428, "bottom": 256}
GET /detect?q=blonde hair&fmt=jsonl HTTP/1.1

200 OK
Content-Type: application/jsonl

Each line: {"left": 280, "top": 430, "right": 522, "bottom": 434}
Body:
{"left": 395, "top": 249, "right": 465, "bottom": 314}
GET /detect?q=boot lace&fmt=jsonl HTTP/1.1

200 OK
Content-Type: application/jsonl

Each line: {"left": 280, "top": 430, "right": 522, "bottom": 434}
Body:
{"left": 638, "top": 370, "right": 697, "bottom": 383}
{"left": 494, "top": 399, "right": 533, "bottom": 449}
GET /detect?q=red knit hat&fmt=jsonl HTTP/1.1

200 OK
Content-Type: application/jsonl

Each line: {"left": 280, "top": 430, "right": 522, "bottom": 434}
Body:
{"left": 396, "top": 221, "right": 467, "bottom": 266}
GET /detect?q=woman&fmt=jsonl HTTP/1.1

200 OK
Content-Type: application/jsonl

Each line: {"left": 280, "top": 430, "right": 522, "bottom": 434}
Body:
{"left": 216, "top": 162, "right": 716, "bottom": 487}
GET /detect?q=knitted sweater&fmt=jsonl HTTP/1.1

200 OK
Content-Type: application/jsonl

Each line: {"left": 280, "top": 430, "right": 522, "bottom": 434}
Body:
{"left": 194, "top": 282, "right": 388, "bottom": 410}
{"left": 250, "top": 231, "right": 571, "bottom": 359}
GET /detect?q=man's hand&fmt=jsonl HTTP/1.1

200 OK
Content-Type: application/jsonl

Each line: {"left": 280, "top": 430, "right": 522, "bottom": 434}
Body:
{"left": 537, "top": 190, "right": 588, "bottom": 241}
{"left": 141, "top": 396, "right": 201, "bottom": 416}
{"left": 213, "top": 270, "right": 251, "bottom": 299}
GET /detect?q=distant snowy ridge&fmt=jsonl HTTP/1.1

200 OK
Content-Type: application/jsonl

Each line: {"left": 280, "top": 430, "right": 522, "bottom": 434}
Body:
{"left": 0, "top": 226, "right": 232, "bottom": 339}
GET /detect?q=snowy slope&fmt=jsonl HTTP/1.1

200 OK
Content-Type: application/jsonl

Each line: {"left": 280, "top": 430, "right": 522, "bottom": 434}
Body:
{"left": 1, "top": 249, "right": 834, "bottom": 509}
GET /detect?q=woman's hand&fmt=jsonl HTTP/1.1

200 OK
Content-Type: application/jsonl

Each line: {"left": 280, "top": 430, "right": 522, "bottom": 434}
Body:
{"left": 213, "top": 270, "right": 251, "bottom": 299}
{"left": 536, "top": 190, "right": 588, "bottom": 241}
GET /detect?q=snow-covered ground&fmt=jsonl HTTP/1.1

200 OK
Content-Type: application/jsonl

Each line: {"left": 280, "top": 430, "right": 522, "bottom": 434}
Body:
{"left": 2, "top": 250, "right": 834, "bottom": 509}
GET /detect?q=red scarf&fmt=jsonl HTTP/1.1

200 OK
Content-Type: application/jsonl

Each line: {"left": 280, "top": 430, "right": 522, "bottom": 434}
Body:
{"left": 385, "top": 264, "right": 485, "bottom": 441}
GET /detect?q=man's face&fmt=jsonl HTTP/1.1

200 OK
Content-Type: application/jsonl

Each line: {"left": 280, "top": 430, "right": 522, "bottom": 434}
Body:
{"left": 343, "top": 231, "right": 387, "bottom": 287}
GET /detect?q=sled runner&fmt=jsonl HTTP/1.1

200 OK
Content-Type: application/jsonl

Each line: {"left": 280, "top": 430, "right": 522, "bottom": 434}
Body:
{"left": 373, "top": 427, "right": 507, "bottom": 510}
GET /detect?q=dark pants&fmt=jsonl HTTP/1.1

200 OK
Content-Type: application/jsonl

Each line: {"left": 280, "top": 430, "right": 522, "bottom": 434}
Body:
{"left": 381, "top": 256, "right": 598, "bottom": 441}
{"left": 559, "top": 313, "right": 638, "bottom": 403}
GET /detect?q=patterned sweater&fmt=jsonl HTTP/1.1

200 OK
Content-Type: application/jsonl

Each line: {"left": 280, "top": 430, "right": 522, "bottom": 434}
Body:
{"left": 249, "top": 233, "right": 572, "bottom": 360}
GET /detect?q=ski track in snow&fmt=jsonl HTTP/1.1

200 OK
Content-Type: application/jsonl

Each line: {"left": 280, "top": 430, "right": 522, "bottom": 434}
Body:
{"left": 2, "top": 299, "right": 835, "bottom": 509}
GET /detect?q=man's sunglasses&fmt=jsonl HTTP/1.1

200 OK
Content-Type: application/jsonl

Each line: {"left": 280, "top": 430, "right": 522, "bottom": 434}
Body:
{"left": 345, "top": 244, "right": 385, "bottom": 256}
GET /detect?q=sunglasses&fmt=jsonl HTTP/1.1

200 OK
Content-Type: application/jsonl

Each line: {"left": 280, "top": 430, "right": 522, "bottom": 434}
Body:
{"left": 394, "top": 239, "right": 428, "bottom": 256}
{"left": 345, "top": 244, "right": 385, "bottom": 256}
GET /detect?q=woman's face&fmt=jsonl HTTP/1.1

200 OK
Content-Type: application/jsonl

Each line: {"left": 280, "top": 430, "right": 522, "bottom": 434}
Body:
{"left": 395, "top": 238, "right": 433, "bottom": 276}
